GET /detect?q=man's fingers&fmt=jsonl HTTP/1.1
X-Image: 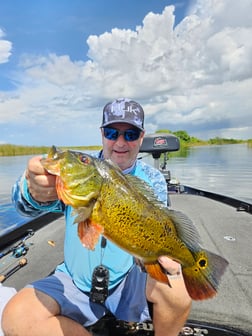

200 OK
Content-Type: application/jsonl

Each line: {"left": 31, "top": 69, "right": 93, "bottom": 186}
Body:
{"left": 158, "top": 256, "right": 181, "bottom": 276}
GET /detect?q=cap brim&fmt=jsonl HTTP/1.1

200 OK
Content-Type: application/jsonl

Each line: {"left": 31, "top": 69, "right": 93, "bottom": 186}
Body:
{"left": 101, "top": 120, "right": 144, "bottom": 131}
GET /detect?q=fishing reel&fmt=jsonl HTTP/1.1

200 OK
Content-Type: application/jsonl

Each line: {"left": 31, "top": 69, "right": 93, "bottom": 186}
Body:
{"left": 12, "top": 244, "right": 29, "bottom": 258}
{"left": 0, "top": 229, "right": 34, "bottom": 260}
{"left": 12, "top": 229, "right": 34, "bottom": 258}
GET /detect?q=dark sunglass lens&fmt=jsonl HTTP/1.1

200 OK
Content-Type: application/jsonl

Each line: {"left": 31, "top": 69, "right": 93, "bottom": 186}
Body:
{"left": 104, "top": 128, "right": 118, "bottom": 140}
{"left": 124, "top": 130, "right": 140, "bottom": 141}
{"left": 103, "top": 127, "right": 140, "bottom": 141}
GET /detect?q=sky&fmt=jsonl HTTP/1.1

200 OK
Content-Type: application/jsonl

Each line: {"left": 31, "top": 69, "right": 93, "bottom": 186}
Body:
{"left": 0, "top": 0, "right": 252, "bottom": 146}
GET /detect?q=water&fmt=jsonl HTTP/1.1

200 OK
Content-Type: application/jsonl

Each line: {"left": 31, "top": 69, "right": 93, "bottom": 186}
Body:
{"left": 0, "top": 155, "right": 34, "bottom": 205}
{"left": 143, "top": 143, "right": 252, "bottom": 203}
{"left": 0, "top": 144, "right": 251, "bottom": 235}
{"left": 0, "top": 155, "right": 35, "bottom": 236}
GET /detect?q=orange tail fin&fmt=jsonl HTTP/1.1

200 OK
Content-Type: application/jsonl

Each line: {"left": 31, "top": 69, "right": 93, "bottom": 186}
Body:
{"left": 183, "top": 250, "right": 229, "bottom": 300}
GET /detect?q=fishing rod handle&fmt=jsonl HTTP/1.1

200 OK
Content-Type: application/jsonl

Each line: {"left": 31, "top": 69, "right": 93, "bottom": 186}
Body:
{"left": 0, "top": 258, "right": 28, "bottom": 283}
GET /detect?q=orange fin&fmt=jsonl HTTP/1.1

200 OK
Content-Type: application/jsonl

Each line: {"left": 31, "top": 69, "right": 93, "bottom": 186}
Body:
{"left": 77, "top": 219, "right": 103, "bottom": 250}
{"left": 182, "top": 250, "right": 229, "bottom": 300}
{"left": 183, "top": 267, "right": 217, "bottom": 300}
{"left": 145, "top": 263, "right": 171, "bottom": 287}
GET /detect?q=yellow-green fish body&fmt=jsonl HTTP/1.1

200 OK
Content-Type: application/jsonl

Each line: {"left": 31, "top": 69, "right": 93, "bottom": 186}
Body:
{"left": 41, "top": 146, "right": 228, "bottom": 300}
{"left": 91, "top": 164, "right": 193, "bottom": 264}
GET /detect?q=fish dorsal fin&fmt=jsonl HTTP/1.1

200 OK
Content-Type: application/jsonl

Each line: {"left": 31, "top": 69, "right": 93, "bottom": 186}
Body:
{"left": 99, "top": 159, "right": 167, "bottom": 208}
{"left": 105, "top": 158, "right": 122, "bottom": 171}
{"left": 125, "top": 174, "right": 167, "bottom": 208}
{"left": 96, "top": 159, "right": 126, "bottom": 179}
{"left": 100, "top": 158, "right": 123, "bottom": 174}
{"left": 165, "top": 209, "right": 202, "bottom": 251}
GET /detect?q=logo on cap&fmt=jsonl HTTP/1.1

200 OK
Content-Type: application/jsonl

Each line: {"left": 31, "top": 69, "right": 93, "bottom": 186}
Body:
{"left": 102, "top": 98, "right": 144, "bottom": 130}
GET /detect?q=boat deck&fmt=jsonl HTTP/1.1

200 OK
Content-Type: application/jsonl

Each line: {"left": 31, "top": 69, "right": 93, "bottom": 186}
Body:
{"left": 2, "top": 216, "right": 65, "bottom": 290}
{"left": 2, "top": 193, "right": 252, "bottom": 335}
{"left": 170, "top": 194, "right": 252, "bottom": 334}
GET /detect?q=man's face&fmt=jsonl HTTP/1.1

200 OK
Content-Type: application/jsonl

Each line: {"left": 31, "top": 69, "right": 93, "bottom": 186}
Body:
{"left": 101, "top": 123, "right": 145, "bottom": 171}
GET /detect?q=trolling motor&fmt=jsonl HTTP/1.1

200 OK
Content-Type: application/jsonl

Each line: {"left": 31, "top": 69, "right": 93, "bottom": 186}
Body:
{"left": 139, "top": 133, "right": 181, "bottom": 204}
{"left": 139, "top": 133, "right": 180, "bottom": 181}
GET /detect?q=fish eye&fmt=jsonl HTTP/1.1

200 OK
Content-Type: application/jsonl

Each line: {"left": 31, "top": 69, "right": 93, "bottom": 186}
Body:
{"left": 79, "top": 154, "right": 89, "bottom": 164}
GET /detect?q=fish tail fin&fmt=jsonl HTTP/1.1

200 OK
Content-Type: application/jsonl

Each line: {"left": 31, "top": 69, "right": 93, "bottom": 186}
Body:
{"left": 145, "top": 263, "right": 172, "bottom": 287}
{"left": 183, "top": 250, "right": 228, "bottom": 300}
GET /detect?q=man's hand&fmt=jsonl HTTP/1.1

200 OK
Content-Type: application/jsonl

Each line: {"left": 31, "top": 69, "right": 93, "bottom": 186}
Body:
{"left": 146, "top": 256, "right": 191, "bottom": 336}
{"left": 158, "top": 256, "right": 181, "bottom": 276}
{"left": 25, "top": 156, "right": 58, "bottom": 203}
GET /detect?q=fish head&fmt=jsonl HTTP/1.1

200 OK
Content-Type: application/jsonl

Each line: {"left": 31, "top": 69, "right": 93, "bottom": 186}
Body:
{"left": 41, "top": 146, "right": 103, "bottom": 207}
{"left": 40, "top": 146, "right": 65, "bottom": 175}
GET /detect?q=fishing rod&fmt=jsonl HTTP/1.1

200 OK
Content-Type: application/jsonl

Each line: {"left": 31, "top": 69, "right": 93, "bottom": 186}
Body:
{"left": 0, "top": 258, "right": 28, "bottom": 283}
{"left": 0, "top": 229, "right": 34, "bottom": 259}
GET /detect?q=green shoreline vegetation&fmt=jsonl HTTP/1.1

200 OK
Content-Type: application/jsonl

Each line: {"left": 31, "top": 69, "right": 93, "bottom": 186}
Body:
{"left": 0, "top": 130, "right": 251, "bottom": 156}
{"left": 0, "top": 144, "right": 102, "bottom": 157}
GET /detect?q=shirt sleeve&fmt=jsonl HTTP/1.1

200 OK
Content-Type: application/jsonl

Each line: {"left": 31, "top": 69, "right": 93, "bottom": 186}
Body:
{"left": 151, "top": 169, "right": 168, "bottom": 205}
{"left": 134, "top": 160, "right": 168, "bottom": 205}
{"left": 12, "top": 171, "right": 64, "bottom": 217}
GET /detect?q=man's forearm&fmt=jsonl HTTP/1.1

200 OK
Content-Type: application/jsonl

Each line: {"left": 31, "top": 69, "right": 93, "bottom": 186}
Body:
{"left": 12, "top": 173, "right": 64, "bottom": 217}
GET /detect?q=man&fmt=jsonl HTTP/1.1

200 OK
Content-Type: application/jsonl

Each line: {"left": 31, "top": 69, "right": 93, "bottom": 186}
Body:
{"left": 2, "top": 98, "right": 191, "bottom": 336}
{"left": 0, "top": 285, "right": 16, "bottom": 336}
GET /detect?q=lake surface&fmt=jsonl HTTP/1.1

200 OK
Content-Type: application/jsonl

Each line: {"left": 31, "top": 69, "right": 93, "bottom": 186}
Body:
{"left": 143, "top": 143, "right": 252, "bottom": 203}
{"left": 0, "top": 144, "right": 251, "bottom": 234}
{"left": 1, "top": 144, "right": 251, "bottom": 204}
{"left": 0, "top": 155, "right": 34, "bottom": 205}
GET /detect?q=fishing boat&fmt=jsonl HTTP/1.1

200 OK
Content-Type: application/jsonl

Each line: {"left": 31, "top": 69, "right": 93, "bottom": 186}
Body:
{"left": 0, "top": 133, "right": 251, "bottom": 336}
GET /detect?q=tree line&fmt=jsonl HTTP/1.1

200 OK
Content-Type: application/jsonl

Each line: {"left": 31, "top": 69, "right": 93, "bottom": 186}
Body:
{"left": 157, "top": 130, "right": 251, "bottom": 146}
{"left": 0, "top": 144, "right": 102, "bottom": 156}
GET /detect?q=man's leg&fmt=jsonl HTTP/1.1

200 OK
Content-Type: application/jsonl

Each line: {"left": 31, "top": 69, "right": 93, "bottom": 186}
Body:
{"left": 2, "top": 287, "right": 91, "bottom": 336}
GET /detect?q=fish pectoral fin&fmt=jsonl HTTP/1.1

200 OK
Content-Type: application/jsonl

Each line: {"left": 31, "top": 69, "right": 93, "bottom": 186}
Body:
{"left": 145, "top": 263, "right": 171, "bottom": 287}
{"left": 77, "top": 219, "right": 103, "bottom": 250}
{"left": 72, "top": 205, "right": 94, "bottom": 223}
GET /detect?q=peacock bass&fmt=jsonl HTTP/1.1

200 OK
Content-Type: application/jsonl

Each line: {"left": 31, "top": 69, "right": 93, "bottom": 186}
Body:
{"left": 41, "top": 146, "right": 228, "bottom": 300}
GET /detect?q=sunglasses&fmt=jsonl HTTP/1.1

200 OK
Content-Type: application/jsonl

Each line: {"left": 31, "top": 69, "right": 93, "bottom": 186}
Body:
{"left": 103, "top": 127, "right": 141, "bottom": 142}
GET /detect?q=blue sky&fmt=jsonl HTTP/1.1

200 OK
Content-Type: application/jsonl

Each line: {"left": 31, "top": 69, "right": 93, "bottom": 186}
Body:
{"left": 0, "top": 0, "right": 252, "bottom": 146}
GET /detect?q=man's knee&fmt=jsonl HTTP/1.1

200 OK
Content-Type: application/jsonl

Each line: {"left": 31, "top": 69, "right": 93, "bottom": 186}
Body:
{"left": 2, "top": 287, "right": 58, "bottom": 335}
{"left": 0, "top": 285, "right": 17, "bottom": 335}
{"left": 2, "top": 292, "right": 22, "bottom": 335}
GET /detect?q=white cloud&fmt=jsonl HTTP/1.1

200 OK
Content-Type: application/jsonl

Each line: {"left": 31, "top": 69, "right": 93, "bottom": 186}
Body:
{"left": 0, "top": 28, "right": 12, "bottom": 63}
{"left": 0, "top": 0, "right": 252, "bottom": 145}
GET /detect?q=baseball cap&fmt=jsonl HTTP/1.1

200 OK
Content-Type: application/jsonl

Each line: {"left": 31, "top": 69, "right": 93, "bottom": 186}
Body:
{"left": 101, "top": 98, "right": 144, "bottom": 131}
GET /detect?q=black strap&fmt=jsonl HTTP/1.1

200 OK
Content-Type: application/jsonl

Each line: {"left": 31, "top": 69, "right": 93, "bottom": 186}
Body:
{"left": 101, "top": 236, "right": 107, "bottom": 248}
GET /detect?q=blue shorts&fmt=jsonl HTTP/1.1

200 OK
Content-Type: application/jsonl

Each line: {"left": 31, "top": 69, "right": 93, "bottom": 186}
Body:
{"left": 27, "top": 264, "right": 150, "bottom": 327}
